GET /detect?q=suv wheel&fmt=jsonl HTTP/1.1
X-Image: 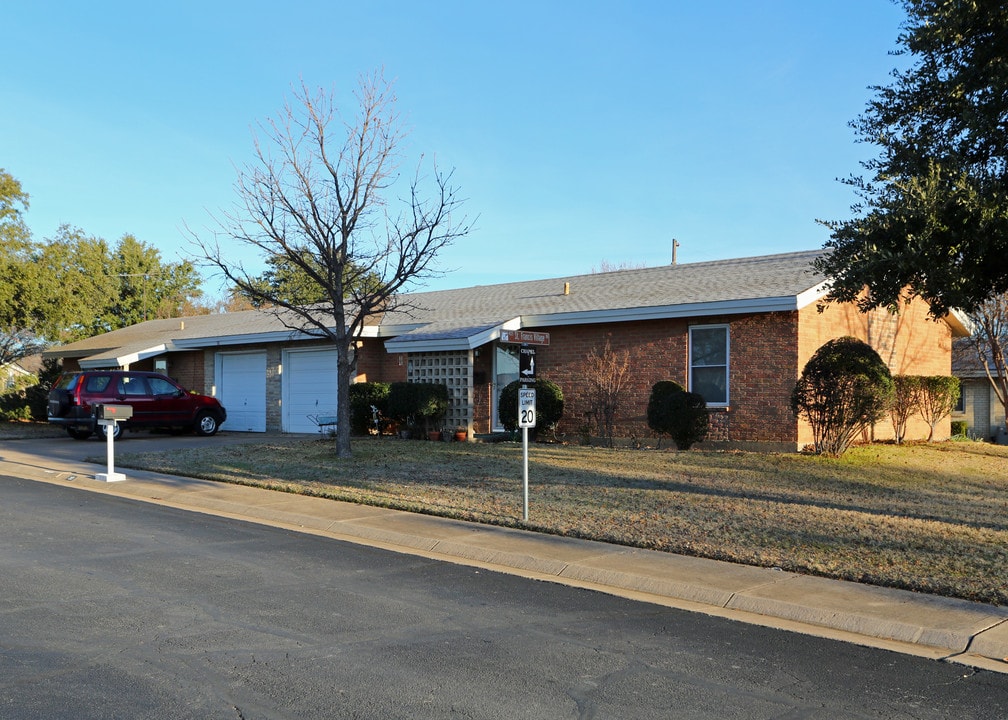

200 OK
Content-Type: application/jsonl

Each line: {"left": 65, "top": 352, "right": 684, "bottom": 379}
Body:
{"left": 194, "top": 411, "right": 220, "bottom": 436}
{"left": 97, "top": 422, "right": 123, "bottom": 441}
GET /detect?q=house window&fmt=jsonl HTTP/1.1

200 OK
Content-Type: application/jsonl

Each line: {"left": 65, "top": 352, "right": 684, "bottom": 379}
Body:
{"left": 954, "top": 385, "right": 965, "bottom": 413}
{"left": 689, "top": 325, "right": 729, "bottom": 406}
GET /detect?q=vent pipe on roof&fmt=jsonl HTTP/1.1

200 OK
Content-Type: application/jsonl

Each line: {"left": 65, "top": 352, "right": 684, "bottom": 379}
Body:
{"left": 179, "top": 320, "right": 185, "bottom": 331}
{"left": 672, "top": 238, "right": 680, "bottom": 265}
{"left": 563, "top": 282, "right": 570, "bottom": 295}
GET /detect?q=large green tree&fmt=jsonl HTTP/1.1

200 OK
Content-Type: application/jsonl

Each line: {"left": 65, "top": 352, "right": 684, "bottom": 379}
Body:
{"left": 0, "top": 169, "right": 47, "bottom": 365}
{"left": 817, "top": 1, "right": 1008, "bottom": 317}
{"left": 38, "top": 226, "right": 203, "bottom": 341}
{"left": 1, "top": 169, "right": 204, "bottom": 361}
{"left": 240, "top": 252, "right": 380, "bottom": 308}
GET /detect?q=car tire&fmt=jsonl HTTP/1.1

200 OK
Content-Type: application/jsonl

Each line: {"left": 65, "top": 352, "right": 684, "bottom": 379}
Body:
{"left": 194, "top": 411, "right": 220, "bottom": 436}
{"left": 66, "top": 427, "right": 92, "bottom": 440}
{"left": 96, "top": 422, "right": 123, "bottom": 441}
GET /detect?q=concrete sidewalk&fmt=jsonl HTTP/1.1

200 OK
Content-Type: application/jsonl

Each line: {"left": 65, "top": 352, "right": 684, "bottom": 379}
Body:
{"left": 2, "top": 444, "right": 1007, "bottom": 674}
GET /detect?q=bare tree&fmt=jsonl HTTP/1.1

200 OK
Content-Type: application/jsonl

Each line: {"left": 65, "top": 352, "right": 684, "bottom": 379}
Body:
{"left": 917, "top": 376, "right": 961, "bottom": 442}
{"left": 193, "top": 71, "right": 471, "bottom": 457}
{"left": 591, "top": 259, "right": 647, "bottom": 274}
{"left": 888, "top": 375, "right": 921, "bottom": 445}
{"left": 967, "top": 294, "right": 1008, "bottom": 435}
{"left": 583, "top": 340, "right": 631, "bottom": 446}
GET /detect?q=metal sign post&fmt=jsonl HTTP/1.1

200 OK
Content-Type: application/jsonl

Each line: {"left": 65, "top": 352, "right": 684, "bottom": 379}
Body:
{"left": 522, "top": 428, "right": 529, "bottom": 520}
{"left": 518, "top": 387, "right": 537, "bottom": 520}
{"left": 500, "top": 330, "right": 550, "bottom": 522}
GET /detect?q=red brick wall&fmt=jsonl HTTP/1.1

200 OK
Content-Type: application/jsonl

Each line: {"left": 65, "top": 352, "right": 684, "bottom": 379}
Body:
{"left": 356, "top": 339, "right": 406, "bottom": 383}
{"left": 541, "top": 319, "right": 688, "bottom": 440}
{"left": 719, "top": 312, "right": 800, "bottom": 444}
{"left": 471, "top": 313, "right": 801, "bottom": 446}
{"left": 163, "top": 351, "right": 206, "bottom": 392}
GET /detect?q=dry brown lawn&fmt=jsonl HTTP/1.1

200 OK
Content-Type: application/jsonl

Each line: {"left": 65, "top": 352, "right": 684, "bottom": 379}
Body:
{"left": 99, "top": 433, "right": 1008, "bottom": 607}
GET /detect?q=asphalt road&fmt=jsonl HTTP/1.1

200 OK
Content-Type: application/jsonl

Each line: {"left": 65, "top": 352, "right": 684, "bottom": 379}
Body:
{"left": 2, "top": 473, "right": 1007, "bottom": 719}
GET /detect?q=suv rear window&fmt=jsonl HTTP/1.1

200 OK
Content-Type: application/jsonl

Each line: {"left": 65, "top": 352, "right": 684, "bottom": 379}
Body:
{"left": 53, "top": 373, "right": 82, "bottom": 391}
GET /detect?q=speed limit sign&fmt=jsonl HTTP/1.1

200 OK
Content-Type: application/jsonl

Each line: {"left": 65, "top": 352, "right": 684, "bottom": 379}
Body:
{"left": 518, "top": 388, "right": 537, "bottom": 428}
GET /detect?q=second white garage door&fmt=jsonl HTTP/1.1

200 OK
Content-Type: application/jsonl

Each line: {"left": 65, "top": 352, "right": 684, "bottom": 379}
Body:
{"left": 283, "top": 348, "right": 339, "bottom": 433}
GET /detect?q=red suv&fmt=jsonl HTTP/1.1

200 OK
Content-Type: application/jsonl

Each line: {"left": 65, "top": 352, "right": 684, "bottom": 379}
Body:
{"left": 48, "top": 370, "right": 227, "bottom": 440}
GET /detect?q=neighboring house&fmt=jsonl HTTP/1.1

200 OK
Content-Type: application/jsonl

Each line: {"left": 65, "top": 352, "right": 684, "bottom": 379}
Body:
{"left": 1, "top": 354, "right": 42, "bottom": 390}
{"left": 952, "top": 338, "right": 1008, "bottom": 443}
{"left": 42, "top": 250, "right": 967, "bottom": 449}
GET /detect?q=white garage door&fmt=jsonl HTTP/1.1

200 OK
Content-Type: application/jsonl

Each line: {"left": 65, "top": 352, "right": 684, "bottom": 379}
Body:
{"left": 216, "top": 352, "right": 267, "bottom": 432}
{"left": 283, "top": 348, "right": 339, "bottom": 433}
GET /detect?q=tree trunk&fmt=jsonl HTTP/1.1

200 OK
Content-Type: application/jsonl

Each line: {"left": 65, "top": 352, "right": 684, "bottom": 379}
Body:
{"left": 334, "top": 339, "right": 353, "bottom": 458}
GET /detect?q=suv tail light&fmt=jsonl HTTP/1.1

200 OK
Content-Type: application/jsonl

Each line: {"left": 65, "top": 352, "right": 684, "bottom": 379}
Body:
{"left": 71, "top": 376, "right": 85, "bottom": 410}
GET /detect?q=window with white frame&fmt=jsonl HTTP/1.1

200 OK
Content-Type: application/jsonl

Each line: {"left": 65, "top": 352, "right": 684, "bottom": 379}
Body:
{"left": 689, "top": 325, "right": 729, "bottom": 406}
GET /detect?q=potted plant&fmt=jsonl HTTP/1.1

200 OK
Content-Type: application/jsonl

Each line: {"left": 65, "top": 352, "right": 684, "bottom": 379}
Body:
{"left": 454, "top": 426, "right": 468, "bottom": 442}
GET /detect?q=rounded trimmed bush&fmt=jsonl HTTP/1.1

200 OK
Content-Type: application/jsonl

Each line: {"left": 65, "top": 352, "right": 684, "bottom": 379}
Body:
{"left": 791, "top": 336, "right": 894, "bottom": 455}
{"left": 647, "top": 380, "right": 708, "bottom": 450}
{"left": 646, "top": 381, "right": 685, "bottom": 436}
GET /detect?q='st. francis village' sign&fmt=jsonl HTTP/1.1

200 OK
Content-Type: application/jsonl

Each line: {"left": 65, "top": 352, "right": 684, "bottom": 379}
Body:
{"left": 499, "top": 330, "right": 550, "bottom": 346}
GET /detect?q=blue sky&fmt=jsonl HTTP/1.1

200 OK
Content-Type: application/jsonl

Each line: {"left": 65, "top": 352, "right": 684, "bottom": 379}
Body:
{"left": 2, "top": 1, "right": 908, "bottom": 299}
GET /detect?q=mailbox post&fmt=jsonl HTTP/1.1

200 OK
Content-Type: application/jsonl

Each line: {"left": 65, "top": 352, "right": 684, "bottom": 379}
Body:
{"left": 94, "top": 404, "right": 132, "bottom": 482}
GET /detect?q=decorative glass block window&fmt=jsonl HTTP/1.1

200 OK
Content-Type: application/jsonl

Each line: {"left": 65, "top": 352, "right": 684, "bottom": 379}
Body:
{"left": 406, "top": 351, "right": 472, "bottom": 429}
{"left": 689, "top": 325, "right": 729, "bottom": 406}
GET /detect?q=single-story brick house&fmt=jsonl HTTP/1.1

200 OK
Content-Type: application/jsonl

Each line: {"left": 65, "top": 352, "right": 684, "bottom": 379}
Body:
{"left": 43, "top": 249, "right": 967, "bottom": 450}
{"left": 952, "top": 338, "right": 1008, "bottom": 443}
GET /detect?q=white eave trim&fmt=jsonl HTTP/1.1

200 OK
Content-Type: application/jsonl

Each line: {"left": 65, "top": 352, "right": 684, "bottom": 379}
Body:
{"left": 946, "top": 309, "right": 972, "bottom": 338}
{"left": 520, "top": 296, "right": 804, "bottom": 328}
{"left": 79, "top": 344, "right": 168, "bottom": 369}
{"left": 795, "top": 282, "right": 831, "bottom": 311}
{"left": 366, "top": 323, "right": 428, "bottom": 339}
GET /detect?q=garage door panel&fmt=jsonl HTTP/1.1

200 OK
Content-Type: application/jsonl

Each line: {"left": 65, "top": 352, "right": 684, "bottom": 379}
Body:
{"left": 218, "top": 352, "right": 267, "bottom": 432}
{"left": 284, "top": 349, "right": 338, "bottom": 433}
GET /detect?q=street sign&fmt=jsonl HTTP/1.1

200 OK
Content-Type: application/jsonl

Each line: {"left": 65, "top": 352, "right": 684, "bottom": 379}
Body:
{"left": 500, "top": 330, "right": 550, "bottom": 346}
{"left": 518, "top": 387, "right": 537, "bottom": 428}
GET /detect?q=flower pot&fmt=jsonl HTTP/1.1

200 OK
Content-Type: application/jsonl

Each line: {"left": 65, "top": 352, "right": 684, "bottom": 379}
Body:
{"left": 454, "top": 431, "right": 468, "bottom": 442}
{"left": 427, "top": 430, "right": 441, "bottom": 441}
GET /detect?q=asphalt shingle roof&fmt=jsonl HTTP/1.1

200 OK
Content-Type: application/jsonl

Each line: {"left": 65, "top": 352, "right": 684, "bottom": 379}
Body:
{"left": 45, "top": 249, "right": 827, "bottom": 363}
{"left": 382, "top": 249, "right": 825, "bottom": 326}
